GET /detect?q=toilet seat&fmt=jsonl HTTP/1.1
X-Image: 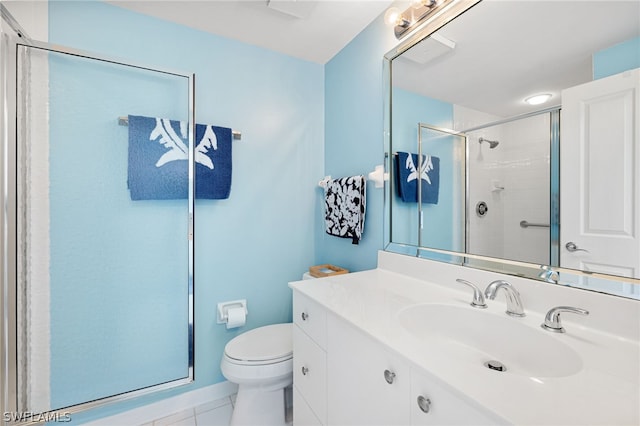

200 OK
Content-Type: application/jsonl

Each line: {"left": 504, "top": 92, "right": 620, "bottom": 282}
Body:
{"left": 224, "top": 323, "right": 292, "bottom": 366}
{"left": 220, "top": 323, "right": 293, "bottom": 426}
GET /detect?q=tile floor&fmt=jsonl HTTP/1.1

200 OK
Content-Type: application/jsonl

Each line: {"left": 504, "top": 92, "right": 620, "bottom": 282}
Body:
{"left": 141, "top": 389, "right": 292, "bottom": 426}
{"left": 140, "top": 396, "right": 235, "bottom": 426}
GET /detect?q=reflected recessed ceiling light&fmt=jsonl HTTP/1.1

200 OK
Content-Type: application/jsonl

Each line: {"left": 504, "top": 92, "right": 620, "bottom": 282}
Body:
{"left": 524, "top": 94, "right": 552, "bottom": 105}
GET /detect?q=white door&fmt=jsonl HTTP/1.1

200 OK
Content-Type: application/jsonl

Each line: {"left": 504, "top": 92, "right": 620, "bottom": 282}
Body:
{"left": 560, "top": 68, "right": 640, "bottom": 295}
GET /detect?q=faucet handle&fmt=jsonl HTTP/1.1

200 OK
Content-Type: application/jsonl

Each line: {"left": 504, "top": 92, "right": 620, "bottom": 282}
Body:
{"left": 541, "top": 306, "right": 589, "bottom": 333}
{"left": 455, "top": 279, "right": 487, "bottom": 309}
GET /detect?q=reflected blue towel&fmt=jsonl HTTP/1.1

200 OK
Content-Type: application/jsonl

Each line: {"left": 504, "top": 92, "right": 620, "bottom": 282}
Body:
{"left": 127, "top": 115, "right": 232, "bottom": 200}
{"left": 396, "top": 152, "right": 439, "bottom": 204}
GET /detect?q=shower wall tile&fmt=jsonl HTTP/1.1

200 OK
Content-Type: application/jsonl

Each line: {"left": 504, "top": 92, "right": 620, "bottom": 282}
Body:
{"left": 456, "top": 105, "right": 550, "bottom": 265}
{"left": 502, "top": 113, "right": 550, "bottom": 265}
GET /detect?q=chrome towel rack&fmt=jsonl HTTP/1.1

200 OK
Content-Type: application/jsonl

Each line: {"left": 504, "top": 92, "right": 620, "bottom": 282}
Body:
{"left": 118, "top": 116, "right": 242, "bottom": 140}
{"left": 520, "top": 220, "right": 549, "bottom": 229}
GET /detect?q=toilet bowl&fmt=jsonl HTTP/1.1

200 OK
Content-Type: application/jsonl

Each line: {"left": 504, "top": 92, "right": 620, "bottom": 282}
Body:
{"left": 221, "top": 323, "right": 293, "bottom": 426}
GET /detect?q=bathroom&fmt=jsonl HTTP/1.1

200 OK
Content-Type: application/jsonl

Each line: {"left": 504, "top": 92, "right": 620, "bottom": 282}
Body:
{"left": 1, "top": 0, "right": 638, "bottom": 425}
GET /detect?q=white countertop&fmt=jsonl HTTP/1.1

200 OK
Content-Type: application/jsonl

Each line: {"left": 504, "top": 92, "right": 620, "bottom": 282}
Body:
{"left": 290, "top": 257, "right": 640, "bottom": 426}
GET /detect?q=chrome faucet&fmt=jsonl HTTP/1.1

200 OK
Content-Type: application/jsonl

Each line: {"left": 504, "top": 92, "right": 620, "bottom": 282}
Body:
{"left": 541, "top": 306, "right": 589, "bottom": 333}
{"left": 455, "top": 279, "right": 487, "bottom": 309}
{"left": 538, "top": 265, "right": 559, "bottom": 283}
{"left": 484, "top": 280, "right": 525, "bottom": 317}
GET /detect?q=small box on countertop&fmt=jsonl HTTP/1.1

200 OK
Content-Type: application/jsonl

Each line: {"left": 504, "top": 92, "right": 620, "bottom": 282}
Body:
{"left": 309, "top": 264, "right": 349, "bottom": 278}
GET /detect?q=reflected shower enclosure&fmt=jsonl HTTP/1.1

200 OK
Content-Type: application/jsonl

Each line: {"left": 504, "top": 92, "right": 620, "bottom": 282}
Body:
{"left": 388, "top": 86, "right": 554, "bottom": 272}
{"left": 465, "top": 111, "right": 553, "bottom": 267}
{"left": 2, "top": 32, "right": 195, "bottom": 416}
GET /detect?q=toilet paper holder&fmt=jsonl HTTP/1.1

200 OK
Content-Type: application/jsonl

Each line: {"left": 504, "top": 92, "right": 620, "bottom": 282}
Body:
{"left": 217, "top": 299, "right": 248, "bottom": 324}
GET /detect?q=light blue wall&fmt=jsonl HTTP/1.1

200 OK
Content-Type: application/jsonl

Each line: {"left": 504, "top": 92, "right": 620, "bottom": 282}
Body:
{"left": 48, "top": 1, "right": 323, "bottom": 422}
{"left": 593, "top": 36, "right": 640, "bottom": 79}
{"left": 320, "top": 13, "right": 397, "bottom": 272}
{"left": 48, "top": 53, "right": 190, "bottom": 409}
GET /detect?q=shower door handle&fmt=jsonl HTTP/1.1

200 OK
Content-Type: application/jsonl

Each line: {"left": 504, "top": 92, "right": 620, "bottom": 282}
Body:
{"left": 565, "top": 242, "right": 589, "bottom": 253}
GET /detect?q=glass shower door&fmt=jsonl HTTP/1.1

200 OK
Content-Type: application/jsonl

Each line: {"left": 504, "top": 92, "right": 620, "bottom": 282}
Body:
{"left": 12, "top": 40, "right": 194, "bottom": 415}
{"left": 417, "top": 124, "right": 466, "bottom": 260}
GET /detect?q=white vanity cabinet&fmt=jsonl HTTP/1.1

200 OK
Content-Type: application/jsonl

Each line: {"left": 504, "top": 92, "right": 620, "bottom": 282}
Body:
{"left": 326, "top": 314, "right": 410, "bottom": 425}
{"left": 292, "top": 289, "right": 502, "bottom": 426}
{"left": 290, "top": 253, "right": 640, "bottom": 426}
{"left": 410, "top": 369, "right": 500, "bottom": 426}
{"left": 293, "top": 291, "right": 327, "bottom": 425}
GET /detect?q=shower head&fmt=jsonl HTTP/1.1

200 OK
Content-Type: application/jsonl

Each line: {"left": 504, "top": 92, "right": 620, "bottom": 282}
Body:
{"left": 479, "top": 137, "right": 499, "bottom": 149}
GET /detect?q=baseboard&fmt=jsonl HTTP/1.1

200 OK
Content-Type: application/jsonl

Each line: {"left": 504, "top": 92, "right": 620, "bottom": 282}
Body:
{"left": 84, "top": 381, "right": 238, "bottom": 426}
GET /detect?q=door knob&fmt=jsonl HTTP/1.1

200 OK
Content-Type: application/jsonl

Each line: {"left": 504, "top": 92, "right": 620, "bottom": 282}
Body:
{"left": 565, "top": 242, "right": 589, "bottom": 253}
{"left": 383, "top": 369, "right": 396, "bottom": 384}
{"left": 417, "top": 395, "right": 432, "bottom": 413}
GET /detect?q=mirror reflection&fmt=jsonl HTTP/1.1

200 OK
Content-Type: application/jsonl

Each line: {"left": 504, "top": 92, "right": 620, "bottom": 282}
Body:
{"left": 388, "top": 0, "right": 640, "bottom": 298}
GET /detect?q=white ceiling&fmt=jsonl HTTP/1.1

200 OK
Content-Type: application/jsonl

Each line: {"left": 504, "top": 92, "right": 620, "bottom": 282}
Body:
{"left": 393, "top": 1, "right": 640, "bottom": 119}
{"left": 105, "top": 0, "right": 640, "bottom": 118}
{"left": 107, "top": 0, "right": 394, "bottom": 64}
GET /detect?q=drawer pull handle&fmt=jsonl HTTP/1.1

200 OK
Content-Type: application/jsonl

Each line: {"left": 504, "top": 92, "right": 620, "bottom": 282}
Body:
{"left": 301, "top": 366, "right": 309, "bottom": 376}
{"left": 383, "top": 369, "right": 396, "bottom": 384}
{"left": 417, "top": 395, "right": 431, "bottom": 413}
{"left": 301, "top": 312, "right": 309, "bottom": 321}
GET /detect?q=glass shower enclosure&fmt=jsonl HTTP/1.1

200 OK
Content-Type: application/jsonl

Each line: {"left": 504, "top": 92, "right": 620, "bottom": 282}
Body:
{"left": 2, "top": 11, "right": 195, "bottom": 418}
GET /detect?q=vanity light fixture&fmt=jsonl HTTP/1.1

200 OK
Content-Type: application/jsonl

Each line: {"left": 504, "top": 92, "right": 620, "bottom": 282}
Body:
{"left": 388, "top": 0, "right": 449, "bottom": 39}
{"left": 524, "top": 93, "right": 552, "bottom": 106}
{"left": 384, "top": 7, "right": 408, "bottom": 28}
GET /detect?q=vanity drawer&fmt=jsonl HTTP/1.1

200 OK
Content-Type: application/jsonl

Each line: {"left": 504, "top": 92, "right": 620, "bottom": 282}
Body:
{"left": 410, "top": 368, "right": 505, "bottom": 426}
{"left": 293, "top": 291, "right": 327, "bottom": 348}
{"left": 293, "top": 386, "right": 323, "bottom": 426}
{"left": 293, "top": 325, "right": 327, "bottom": 424}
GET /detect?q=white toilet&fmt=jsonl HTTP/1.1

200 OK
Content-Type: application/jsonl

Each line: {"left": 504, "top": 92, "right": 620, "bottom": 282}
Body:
{"left": 221, "top": 323, "right": 293, "bottom": 426}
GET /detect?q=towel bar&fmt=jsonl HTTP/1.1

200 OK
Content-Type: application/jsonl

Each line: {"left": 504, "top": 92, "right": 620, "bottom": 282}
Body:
{"left": 118, "top": 116, "right": 241, "bottom": 140}
{"left": 367, "top": 164, "right": 388, "bottom": 188}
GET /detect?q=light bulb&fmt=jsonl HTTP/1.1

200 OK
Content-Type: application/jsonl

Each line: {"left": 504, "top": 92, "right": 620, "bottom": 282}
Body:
{"left": 384, "top": 7, "right": 401, "bottom": 26}
{"left": 384, "top": 7, "right": 409, "bottom": 28}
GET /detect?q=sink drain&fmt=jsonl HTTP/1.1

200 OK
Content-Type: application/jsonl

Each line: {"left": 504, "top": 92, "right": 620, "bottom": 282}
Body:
{"left": 484, "top": 360, "right": 507, "bottom": 372}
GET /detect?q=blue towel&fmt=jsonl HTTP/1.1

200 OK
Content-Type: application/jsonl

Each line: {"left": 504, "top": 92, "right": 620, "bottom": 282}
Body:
{"left": 324, "top": 175, "right": 366, "bottom": 245}
{"left": 395, "top": 152, "right": 439, "bottom": 204}
{"left": 127, "top": 115, "right": 232, "bottom": 200}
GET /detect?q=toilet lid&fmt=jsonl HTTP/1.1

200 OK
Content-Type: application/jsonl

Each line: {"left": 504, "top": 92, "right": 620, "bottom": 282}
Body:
{"left": 225, "top": 323, "right": 292, "bottom": 363}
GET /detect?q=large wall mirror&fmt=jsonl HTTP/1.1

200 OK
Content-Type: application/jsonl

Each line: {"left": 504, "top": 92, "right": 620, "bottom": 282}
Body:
{"left": 384, "top": 0, "right": 640, "bottom": 299}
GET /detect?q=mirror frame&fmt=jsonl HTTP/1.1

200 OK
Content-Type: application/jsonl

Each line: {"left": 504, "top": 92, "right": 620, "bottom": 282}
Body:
{"left": 382, "top": 0, "right": 640, "bottom": 289}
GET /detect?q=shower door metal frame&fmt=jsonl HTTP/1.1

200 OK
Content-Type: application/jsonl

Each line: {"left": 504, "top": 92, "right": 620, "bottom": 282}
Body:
{"left": 416, "top": 123, "right": 467, "bottom": 253}
{"left": 1, "top": 25, "right": 196, "bottom": 422}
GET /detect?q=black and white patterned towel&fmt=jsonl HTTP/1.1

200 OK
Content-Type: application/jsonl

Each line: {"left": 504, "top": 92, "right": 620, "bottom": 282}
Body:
{"left": 324, "top": 175, "right": 366, "bottom": 245}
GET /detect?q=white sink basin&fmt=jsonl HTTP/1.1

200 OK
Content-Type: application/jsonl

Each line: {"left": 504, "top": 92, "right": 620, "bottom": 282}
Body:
{"left": 397, "top": 303, "right": 583, "bottom": 378}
